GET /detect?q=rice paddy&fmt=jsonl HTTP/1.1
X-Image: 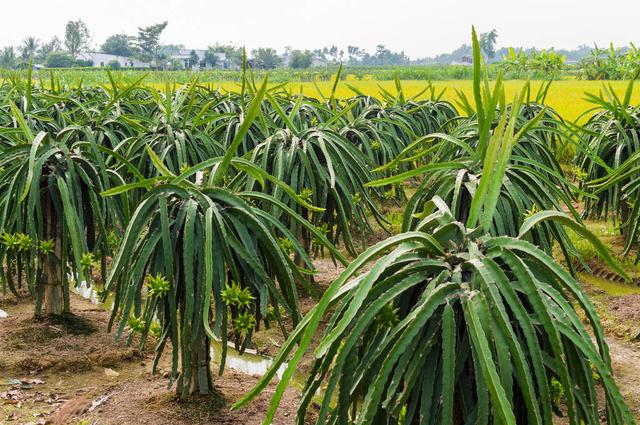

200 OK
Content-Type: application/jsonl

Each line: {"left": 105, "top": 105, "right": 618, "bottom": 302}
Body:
{"left": 222, "top": 79, "right": 640, "bottom": 122}
{"left": 123, "top": 78, "right": 640, "bottom": 122}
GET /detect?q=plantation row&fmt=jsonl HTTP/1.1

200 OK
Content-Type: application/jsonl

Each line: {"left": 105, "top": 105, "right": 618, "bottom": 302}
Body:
{"left": 1, "top": 32, "right": 639, "bottom": 424}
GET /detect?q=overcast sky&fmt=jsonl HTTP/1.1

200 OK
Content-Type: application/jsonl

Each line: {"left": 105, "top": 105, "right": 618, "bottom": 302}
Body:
{"left": 1, "top": 0, "right": 638, "bottom": 58}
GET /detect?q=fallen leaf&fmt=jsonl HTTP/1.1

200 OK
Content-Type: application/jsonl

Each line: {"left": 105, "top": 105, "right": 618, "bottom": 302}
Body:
{"left": 104, "top": 368, "right": 119, "bottom": 377}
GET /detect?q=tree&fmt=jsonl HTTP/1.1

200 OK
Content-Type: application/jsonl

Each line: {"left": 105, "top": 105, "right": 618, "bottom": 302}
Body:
{"left": 347, "top": 45, "right": 365, "bottom": 63}
{"left": 188, "top": 49, "right": 199, "bottom": 68}
{"left": 0, "top": 47, "right": 16, "bottom": 68}
{"left": 252, "top": 47, "right": 282, "bottom": 69}
{"left": 248, "top": 126, "right": 384, "bottom": 257}
{"left": 289, "top": 49, "right": 312, "bottom": 68}
{"left": 135, "top": 21, "right": 168, "bottom": 67}
{"left": 103, "top": 79, "right": 335, "bottom": 398}
{"left": 65, "top": 20, "right": 91, "bottom": 58}
{"left": 369, "top": 44, "right": 409, "bottom": 66}
{"left": 0, "top": 113, "right": 117, "bottom": 317}
{"left": 479, "top": 29, "right": 498, "bottom": 59}
{"left": 45, "top": 51, "right": 75, "bottom": 68}
{"left": 207, "top": 44, "right": 243, "bottom": 68}
{"left": 204, "top": 50, "right": 218, "bottom": 68}
{"left": 313, "top": 48, "right": 326, "bottom": 60}
{"left": 37, "top": 37, "right": 61, "bottom": 62}
{"left": 576, "top": 76, "right": 640, "bottom": 249}
{"left": 368, "top": 34, "right": 578, "bottom": 263}
{"left": 238, "top": 199, "right": 633, "bottom": 424}
{"left": 101, "top": 34, "right": 135, "bottom": 57}
{"left": 327, "top": 45, "right": 339, "bottom": 62}
{"left": 234, "top": 29, "right": 634, "bottom": 423}
{"left": 19, "top": 37, "right": 39, "bottom": 62}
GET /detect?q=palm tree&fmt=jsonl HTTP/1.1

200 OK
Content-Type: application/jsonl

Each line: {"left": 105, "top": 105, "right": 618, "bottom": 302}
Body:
{"left": 19, "top": 37, "right": 39, "bottom": 63}
{"left": 0, "top": 47, "right": 16, "bottom": 69}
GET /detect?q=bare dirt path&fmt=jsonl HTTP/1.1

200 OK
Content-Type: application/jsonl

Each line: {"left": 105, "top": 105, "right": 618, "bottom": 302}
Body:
{"left": 0, "top": 293, "right": 305, "bottom": 425}
{"left": 608, "top": 337, "right": 640, "bottom": 417}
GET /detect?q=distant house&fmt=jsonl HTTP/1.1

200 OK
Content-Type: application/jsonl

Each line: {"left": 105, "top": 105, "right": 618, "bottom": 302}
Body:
{"left": 77, "top": 52, "right": 150, "bottom": 68}
{"left": 451, "top": 56, "right": 473, "bottom": 66}
{"left": 279, "top": 54, "right": 291, "bottom": 68}
{"left": 169, "top": 49, "right": 230, "bottom": 70}
{"left": 279, "top": 53, "right": 328, "bottom": 69}
{"left": 311, "top": 56, "right": 328, "bottom": 68}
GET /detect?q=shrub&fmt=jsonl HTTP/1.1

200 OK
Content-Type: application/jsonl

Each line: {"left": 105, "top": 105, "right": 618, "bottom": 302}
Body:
{"left": 45, "top": 51, "right": 75, "bottom": 68}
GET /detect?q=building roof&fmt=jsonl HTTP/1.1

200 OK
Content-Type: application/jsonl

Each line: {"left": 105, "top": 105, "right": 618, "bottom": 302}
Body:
{"left": 78, "top": 52, "right": 150, "bottom": 66}
{"left": 170, "top": 49, "right": 227, "bottom": 63}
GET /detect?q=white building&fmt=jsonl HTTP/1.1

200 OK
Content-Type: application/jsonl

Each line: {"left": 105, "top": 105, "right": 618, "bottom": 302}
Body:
{"left": 279, "top": 53, "right": 328, "bottom": 69}
{"left": 170, "top": 49, "right": 229, "bottom": 70}
{"left": 77, "top": 52, "right": 150, "bottom": 68}
{"left": 451, "top": 56, "right": 473, "bottom": 66}
{"left": 311, "top": 56, "right": 328, "bottom": 68}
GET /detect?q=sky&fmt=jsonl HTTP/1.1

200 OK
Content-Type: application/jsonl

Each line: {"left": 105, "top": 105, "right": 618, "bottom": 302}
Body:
{"left": 1, "top": 0, "right": 638, "bottom": 58}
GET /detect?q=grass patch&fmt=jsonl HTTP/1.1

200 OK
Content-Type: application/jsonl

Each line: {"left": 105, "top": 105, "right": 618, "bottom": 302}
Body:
{"left": 567, "top": 220, "right": 640, "bottom": 275}
{"left": 579, "top": 273, "right": 640, "bottom": 297}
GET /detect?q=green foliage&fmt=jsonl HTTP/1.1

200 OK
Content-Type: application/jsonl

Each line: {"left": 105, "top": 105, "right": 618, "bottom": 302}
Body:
{"left": 237, "top": 199, "right": 633, "bottom": 424}
{"left": 100, "top": 76, "right": 344, "bottom": 398}
{"left": 101, "top": 34, "right": 136, "bottom": 57}
{"left": 369, "top": 35, "right": 581, "bottom": 269}
{"left": 221, "top": 281, "right": 254, "bottom": 309}
{"left": 479, "top": 29, "right": 499, "bottom": 59}
{"left": 0, "top": 99, "right": 118, "bottom": 315}
{"left": 576, "top": 74, "right": 640, "bottom": 256}
{"left": 38, "top": 239, "right": 55, "bottom": 256}
{"left": 246, "top": 125, "right": 384, "bottom": 256}
{"left": 0, "top": 47, "right": 17, "bottom": 69}
{"left": 146, "top": 273, "right": 170, "bottom": 297}
{"left": 578, "top": 43, "right": 640, "bottom": 80}
{"left": 80, "top": 252, "right": 96, "bottom": 271}
{"left": 252, "top": 48, "right": 282, "bottom": 70}
{"left": 64, "top": 19, "right": 91, "bottom": 58}
{"left": 45, "top": 51, "right": 75, "bottom": 68}
{"left": 500, "top": 47, "right": 566, "bottom": 77}
{"left": 0, "top": 26, "right": 634, "bottom": 422}
{"left": 233, "top": 28, "right": 633, "bottom": 425}
{"left": 289, "top": 50, "right": 313, "bottom": 69}
{"left": 104, "top": 164, "right": 321, "bottom": 397}
{"left": 135, "top": 21, "right": 168, "bottom": 65}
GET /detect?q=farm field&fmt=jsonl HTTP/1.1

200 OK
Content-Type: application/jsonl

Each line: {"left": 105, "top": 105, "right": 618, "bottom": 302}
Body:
{"left": 291, "top": 79, "right": 640, "bottom": 122}
{"left": 3, "top": 35, "right": 640, "bottom": 425}
{"left": 194, "top": 79, "right": 637, "bottom": 122}
{"left": 31, "top": 72, "right": 639, "bottom": 122}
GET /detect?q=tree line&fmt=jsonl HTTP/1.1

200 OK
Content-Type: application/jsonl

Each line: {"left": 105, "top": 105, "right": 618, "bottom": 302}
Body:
{"left": 0, "top": 20, "right": 171, "bottom": 69}
{"left": 0, "top": 19, "right": 415, "bottom": 70}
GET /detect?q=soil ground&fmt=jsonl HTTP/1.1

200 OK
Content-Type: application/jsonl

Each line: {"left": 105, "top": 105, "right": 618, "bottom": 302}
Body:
{"left": 0, "top": 294, "right": 305, "bottom": 425}
{"left": 3, "top": 226, "right": 640, "bottom": 424}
